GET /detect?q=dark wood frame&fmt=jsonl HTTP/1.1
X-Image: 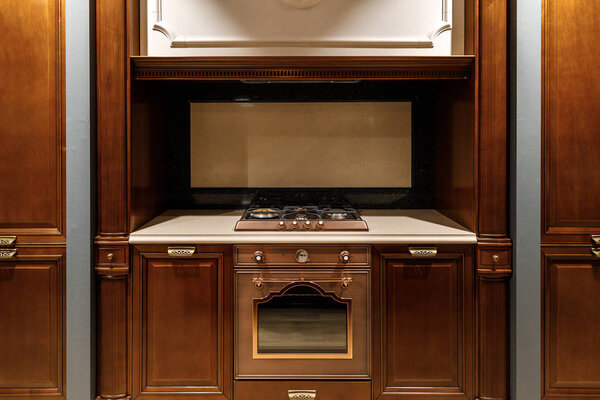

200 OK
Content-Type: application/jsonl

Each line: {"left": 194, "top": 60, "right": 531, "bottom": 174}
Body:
{"left": 95, "top": 0, "right": 511, "bottom": 398}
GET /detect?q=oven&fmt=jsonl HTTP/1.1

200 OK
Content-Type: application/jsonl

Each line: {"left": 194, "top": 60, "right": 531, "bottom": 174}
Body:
{"left": 234, "top": 245, "right": 371, "bottom": 380}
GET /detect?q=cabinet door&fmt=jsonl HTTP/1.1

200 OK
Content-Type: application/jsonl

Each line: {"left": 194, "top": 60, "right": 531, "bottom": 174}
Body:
{"left": 0, "top": 0, "right": 64, "bottom": 242}
{"left": 0, "top": 248, "right": 65, "bottom": 399}
{"left": 543, "top": 247, "right": 600, "bottom": 399}
{"left": 543, "top": 0, "right": 600, "bottom": 242}
{"left": 374, "top": 246, "right": 473, "bottom": 400}
{"left": 131, "top": 246, "right": 231, "bottom": 400}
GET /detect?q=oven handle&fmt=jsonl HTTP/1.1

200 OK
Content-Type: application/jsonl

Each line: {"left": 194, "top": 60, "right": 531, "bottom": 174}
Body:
{"left": 252, "top": 277, "right": 352, "bottom": 289}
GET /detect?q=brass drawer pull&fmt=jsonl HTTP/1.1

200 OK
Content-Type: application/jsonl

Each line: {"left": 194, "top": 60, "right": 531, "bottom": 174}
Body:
{"left": 593, "top": 248, "right": 600, "bottom": 258}
{"left": 409, "top": 247, "right": 438, "bottom": 257}
{"left": 592, "top": 235, "right": 600, "bottom": 246}
{"left": 252, "top": 277, "right": 352, "bottom": 289}
{"left": 0, "top": 249, "right": 17, "bottom": 259}
{"left": 288, "top": 390, "right": 316, "bottom": 400}
{"left": 167, "top": 247, "right": 195, "bottom": 257}
{"left": 0, "top": 236, "right": 16, "bottom": 247}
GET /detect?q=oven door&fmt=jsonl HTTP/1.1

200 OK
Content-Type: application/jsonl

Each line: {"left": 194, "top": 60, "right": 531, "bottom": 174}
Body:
{"left": 234, "top": 268, "right": 370, "bottom": 380}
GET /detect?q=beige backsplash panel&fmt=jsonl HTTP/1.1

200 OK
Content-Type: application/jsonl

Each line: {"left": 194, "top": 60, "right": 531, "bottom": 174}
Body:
{"left": 190, "top": 102, "right": 412, "bottom": 188}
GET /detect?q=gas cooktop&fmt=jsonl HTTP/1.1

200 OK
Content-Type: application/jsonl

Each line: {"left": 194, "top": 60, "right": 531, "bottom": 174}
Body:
{"left": 234, "top": 205, "right": 369, "bottom": 231}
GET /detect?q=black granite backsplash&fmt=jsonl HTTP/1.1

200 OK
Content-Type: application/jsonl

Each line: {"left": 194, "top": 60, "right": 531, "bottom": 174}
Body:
{"left": 155, "top": 80, "right": 435, "bottom": 209}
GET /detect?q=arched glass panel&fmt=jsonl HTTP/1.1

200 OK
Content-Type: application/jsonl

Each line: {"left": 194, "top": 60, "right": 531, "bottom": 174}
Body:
{"left": 256, "top": 284, "right": 349, "bottom": 355}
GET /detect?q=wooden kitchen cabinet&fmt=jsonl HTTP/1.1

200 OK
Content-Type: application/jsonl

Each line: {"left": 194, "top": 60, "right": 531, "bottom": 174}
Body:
{"left": 0, "top": 0, "right": 65, "bottom": 398}
{"left": 0, "top": 0, "right": 65, "bottom": 244}
{"left": 542, "top": 0, "right": 600, "bottom": 244}
{"left": 130, "top": 245, "right": 232, "bottom": 400}
{"left": 543, "top": 246, "right": 600, "bottom": 398}
{"left": 542, "top": 0, "right": 600, "bottom": 397}
{"left": 0, "top": 247, "right": 65, "bottom": 399}
{"left": 373, "top": 245, "right": 474, "bottom": 400}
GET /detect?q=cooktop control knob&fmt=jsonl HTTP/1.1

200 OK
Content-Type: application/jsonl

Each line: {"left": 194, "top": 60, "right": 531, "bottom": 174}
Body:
{"left": 278, "top": 221, "right": 286, "bottom": 229}
{"left": 291, "top": 221, "right": 299, "bottom": 229}
{"left": 339, "top": 250, "right": 351, "bottom": 263}
{"left": 253, "top": 251, "right": 264, "bottom": 263}
{"left": 317, "top": 220, "right": 325, "bottom": 229}
{"left": 304, "top": 220, "right": 311, "bottom": 229}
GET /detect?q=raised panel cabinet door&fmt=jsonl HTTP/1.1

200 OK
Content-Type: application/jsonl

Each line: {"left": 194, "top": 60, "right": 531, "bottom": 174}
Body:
{"left": 0, "top": 0, "right": 65, "bottom": 241}
{"left": 543, "top": 247, "right": 600, "bottom": 399}
{"left": 543, "top": 0, "right": 600, "bottom": 241}
{"left": 0, "top": 248, "right": 65, "bottom": 399}
{"left": 131, "top": 246, "right": 231, "bottom": 399}
{"left": 374, "top": 247, "right": 474, "bottom": 400}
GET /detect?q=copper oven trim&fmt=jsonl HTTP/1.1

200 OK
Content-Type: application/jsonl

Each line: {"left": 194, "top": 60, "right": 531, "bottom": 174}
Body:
{"left": 251, "top": 281, "right": 354, "bottom": 360}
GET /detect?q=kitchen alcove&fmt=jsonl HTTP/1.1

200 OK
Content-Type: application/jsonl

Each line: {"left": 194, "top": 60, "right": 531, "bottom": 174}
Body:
{"left": 130, "top": 78, "right": 476, "bottom": 234}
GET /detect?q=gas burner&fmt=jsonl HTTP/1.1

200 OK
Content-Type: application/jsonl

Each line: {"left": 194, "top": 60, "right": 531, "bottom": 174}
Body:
{"left": 283, "top": 212, "right": 320, "bottom": 220}
{"left": 323, "top": 211, "right": 352, "bottom": 220}
{"left": 236, "top": 204, "right": 368, "bottom": 231}
{"left": 249, "top": 208, "right": 280, "bottom": 219}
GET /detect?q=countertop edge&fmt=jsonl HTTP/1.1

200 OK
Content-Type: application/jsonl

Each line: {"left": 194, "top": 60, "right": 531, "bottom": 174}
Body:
{"left": 128, "top": 234, "right": 478, "bottom": 245}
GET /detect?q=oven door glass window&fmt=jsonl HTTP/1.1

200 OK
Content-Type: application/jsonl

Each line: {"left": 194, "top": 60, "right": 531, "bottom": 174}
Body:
{"left": 253, "top": 284, "right": 352, "bottom": 359}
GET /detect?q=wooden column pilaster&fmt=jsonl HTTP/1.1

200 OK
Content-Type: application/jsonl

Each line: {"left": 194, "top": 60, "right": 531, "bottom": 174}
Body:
{"left": 96, "top": 0, "right": 130, "bottom": 397}
{"left": 476, "top": 0, "right": 511, "bottom": 398}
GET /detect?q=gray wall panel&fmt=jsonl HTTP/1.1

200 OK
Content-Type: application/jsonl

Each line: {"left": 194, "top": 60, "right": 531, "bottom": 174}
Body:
{"left": 510, "top": 0, "right": 542, "bottom": 397}
{"left": 66, "top": 0, "right": 93, "bottom": 398}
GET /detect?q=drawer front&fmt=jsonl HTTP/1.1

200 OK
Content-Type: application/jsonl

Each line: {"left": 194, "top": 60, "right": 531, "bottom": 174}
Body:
{"left": 96, "top": 246, "right": 128, "bottom": 267}
{"left": 478, "top": 249, "right": 511, "bottom": 268}
{"left": 234, "top": 380, "right": 370, "bottom": 400}
{"left": 235, "top": 245, "right": 370, "bottom": 267}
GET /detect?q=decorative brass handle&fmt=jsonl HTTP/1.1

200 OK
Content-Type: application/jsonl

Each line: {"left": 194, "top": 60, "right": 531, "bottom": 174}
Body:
{"left": 0, "top": 249, "right": 17, "bottom": 259}
{"left": 252, "top": 277, "right": 352, "bottom": 289}
{"left": 0, "top": 236, "right": 16, "bottom": 247}
{"left": 409, "top": 247, "right": 438, "bottom": 257}
{"left": 592, "top": 235, "right": 600, "bottom": 246}
{"left": 167, "top": 247, "right": 196, "bottom": 257}
{"left": 288, "top": 390, "right": 316, "bottom": 400}
{"left": 592, "top": 248, "right": 600, "bottom": 258}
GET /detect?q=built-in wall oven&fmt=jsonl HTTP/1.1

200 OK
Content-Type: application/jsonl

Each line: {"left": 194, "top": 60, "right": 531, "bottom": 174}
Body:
{"left": 234, "top": 245, "right": 371, "bottom": 380}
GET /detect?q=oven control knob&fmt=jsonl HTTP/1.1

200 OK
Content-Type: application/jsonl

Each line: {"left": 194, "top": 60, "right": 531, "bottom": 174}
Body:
{"left": 339, "top": 251, "right": 351, "bottom": 264}
{"left": 296, "top": 249, "right": 309, "bottom": 263}
{"left": 291, "top": 221, "right": 299, "bottom": 229}
{"left": 304, "top": 220, "right": 311, "bottom": 229}
{"left": 253, "top": 251, "right": 264, "bottom": 263}
{"left": 317, "top": 220, "right": 325, "bottom": 229}
{"left": 278, "top": 221, "right": 286, "bottom": 229}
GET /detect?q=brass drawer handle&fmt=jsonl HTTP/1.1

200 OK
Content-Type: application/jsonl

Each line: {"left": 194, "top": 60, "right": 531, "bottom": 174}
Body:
{"left": 167, "top": 247, "right": 195, "bottom": 257}
{"left": 409, "top": 247, "right": 438, "bottom": 257}
{"left": 0, "top": 236, "right": 16, "bottom": 247}
{"left": 593, "top": 248, "right": 600, "bottom": 258}
{"left": 0, "top": 249, "right": 17, "bottom": 259}
{"left": 288, "top": 390, "right": 316, "bottom": 400}
{"left": 592, "top": 235, "right": 600, "bottom": 246}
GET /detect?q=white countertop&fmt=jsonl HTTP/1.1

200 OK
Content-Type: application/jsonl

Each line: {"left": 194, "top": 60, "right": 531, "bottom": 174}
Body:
{"left": 129, "top": 209, "right": 477, "bottom": 244}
